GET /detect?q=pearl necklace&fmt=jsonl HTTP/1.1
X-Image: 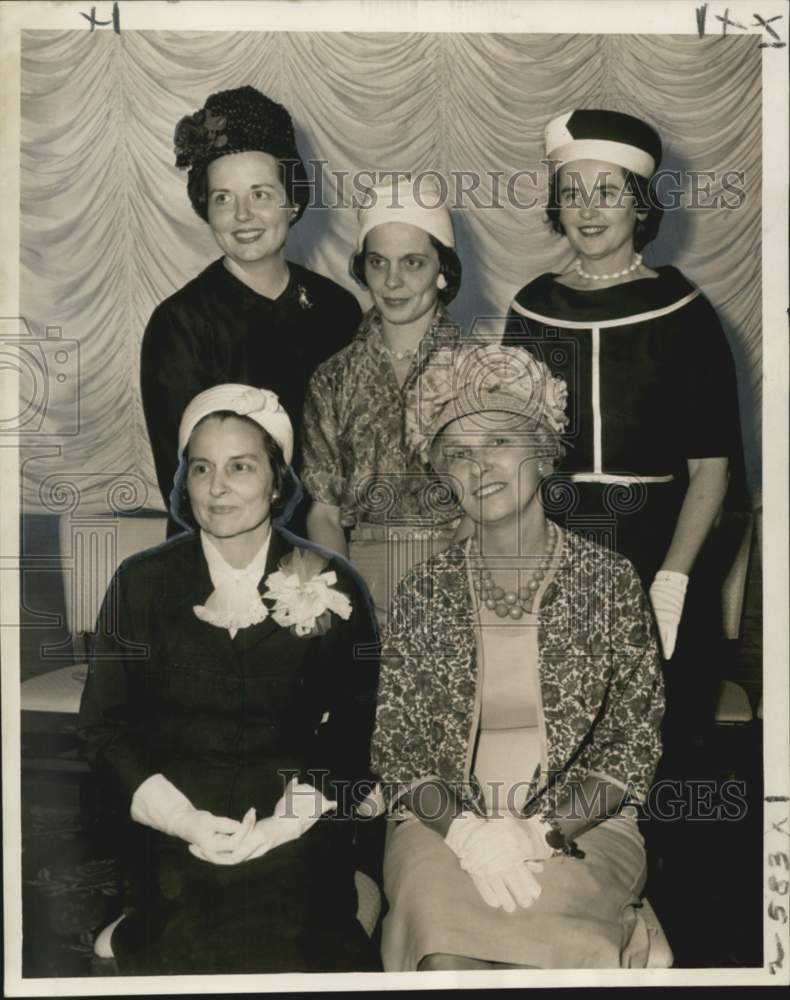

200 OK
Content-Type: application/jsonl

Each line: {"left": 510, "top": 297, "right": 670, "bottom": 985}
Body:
{"left": 575, "top": 253, "right": 642, "bottom": 281}
{"left": 380, "top": 339, "right": 417, "bottom": 362}
{"left": 471, "top": 521, "right": 560, "bottom": 620}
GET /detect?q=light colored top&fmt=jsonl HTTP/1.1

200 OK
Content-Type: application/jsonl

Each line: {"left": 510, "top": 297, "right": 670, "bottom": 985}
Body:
{"left": 474, "top": 622, "right": 542, "bottom": 816}
{"left": 472, "top": 537, "right": 562, "bottom": 816}
{"left": 194, "top": 530, "right": 272, "bottom": 638}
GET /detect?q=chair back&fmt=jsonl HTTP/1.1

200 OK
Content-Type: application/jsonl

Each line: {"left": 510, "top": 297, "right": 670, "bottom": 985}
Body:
{"left": 721, "top": 513, "right": 753, "bottom": 641}
{"left": 58, "top": 513, "right": 169, "bottom": 635}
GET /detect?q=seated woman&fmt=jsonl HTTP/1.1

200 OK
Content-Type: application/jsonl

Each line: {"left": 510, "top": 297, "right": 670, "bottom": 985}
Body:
{"left": 301, "top": 175, "right": 464, "bottom": 626}
{"left": 370, "top": 344, "right": 665, "bottom": 971}
{"left": 78, "top": 384, "right": 380, "bottom": 975}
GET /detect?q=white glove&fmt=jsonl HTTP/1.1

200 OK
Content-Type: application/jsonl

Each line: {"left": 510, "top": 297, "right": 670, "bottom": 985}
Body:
{"left": 649, "top": 571, "right": 689, "bottom": 660}
{"left": 445, "top": 812, "right": 544, "bottom": 913}
{"left": 190, "top": 778, "right": 337, "bottom": 865}
{"left": 130, "top": 773, "right": 244, "bottom": 856}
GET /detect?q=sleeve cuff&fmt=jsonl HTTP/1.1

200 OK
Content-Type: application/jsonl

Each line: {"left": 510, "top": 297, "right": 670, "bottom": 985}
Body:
{"left": 586, "top": 770, "right": 644, "bottom": 805}
{"left": 130, "top": 773, "right": 192, "bottom": 832}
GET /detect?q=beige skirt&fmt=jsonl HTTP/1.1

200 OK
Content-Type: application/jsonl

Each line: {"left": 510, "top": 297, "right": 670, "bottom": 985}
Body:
{"left": 381, "top": 812, "right": 649, "bottom": 971}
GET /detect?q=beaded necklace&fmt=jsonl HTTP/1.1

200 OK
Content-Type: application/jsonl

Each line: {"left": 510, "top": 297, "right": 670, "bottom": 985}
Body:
{"left": 380, "top": 340, "right": 417, "bottom": 362}
{"left": 575, "top": 252, "right": 642, "bottom": 281}
{"left": 471, "top": 521, "right": 560, "bottom": 619}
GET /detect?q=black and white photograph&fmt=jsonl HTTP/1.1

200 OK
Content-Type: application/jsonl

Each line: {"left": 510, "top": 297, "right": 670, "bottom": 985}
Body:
{"left": 1, "top": 0, "right": 788, "bottom": 992}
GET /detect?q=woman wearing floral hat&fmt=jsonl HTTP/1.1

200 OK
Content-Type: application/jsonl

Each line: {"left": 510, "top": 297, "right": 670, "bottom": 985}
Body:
{"left": 370, "top": 344, "right": 664, "bottom": 970}
{"left": 141, "top": 86, "right": 361, "bottom": 532}
{"left": 78, "top": 384, "right": 380, "bottom": 974}
{"left": 301, "top": 175, "right": 465, "bottom": 625}
{"left": 504, "top": 109, "right": 746, "bottom": 751}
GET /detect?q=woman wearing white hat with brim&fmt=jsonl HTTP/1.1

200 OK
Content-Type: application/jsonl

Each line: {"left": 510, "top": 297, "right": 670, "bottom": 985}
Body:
{"left": 504, "top": 109, "right": 747, "bottom": 766}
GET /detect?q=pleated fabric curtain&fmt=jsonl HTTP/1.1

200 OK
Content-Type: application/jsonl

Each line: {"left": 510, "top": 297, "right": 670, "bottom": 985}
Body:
{"left": 20, "top": 31, "right": 762, "bottom": 514}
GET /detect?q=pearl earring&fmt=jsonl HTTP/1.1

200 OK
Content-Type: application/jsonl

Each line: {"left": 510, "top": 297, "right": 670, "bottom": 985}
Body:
{"left": 538, "top": 462, "right": 545, "bottom": 477}
{"left": 436, "top": 273, "right": 448, "bottom": 290}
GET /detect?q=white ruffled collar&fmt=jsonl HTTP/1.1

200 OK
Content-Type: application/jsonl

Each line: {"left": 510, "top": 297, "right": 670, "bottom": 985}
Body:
{"left": 193, "top": 530, "right": 272, "bottom": 638}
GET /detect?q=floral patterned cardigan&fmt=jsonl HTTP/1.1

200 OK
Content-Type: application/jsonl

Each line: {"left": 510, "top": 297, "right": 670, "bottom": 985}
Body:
{"left": 370, "top": 528, "right": 665, "bottom": 817}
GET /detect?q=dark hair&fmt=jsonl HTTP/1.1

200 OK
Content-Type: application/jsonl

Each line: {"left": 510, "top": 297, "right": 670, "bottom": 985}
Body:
{"left": 350, "top": 234, "right": 462, "bottom": 304}
{"left": 187, "top": 155, "right": 309, "bottom": 225}
{"left": 172, "top": 411, "right": 292, "bottom": 531}
{"left": 545, "top": 167, "right": 663, "bottom": 252}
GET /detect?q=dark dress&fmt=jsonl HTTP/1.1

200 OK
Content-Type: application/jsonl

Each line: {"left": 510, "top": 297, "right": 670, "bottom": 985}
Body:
{"left": 140, "top": 259, "right": 362, "bottom": 531}
{"left": 77, "top": 528, "right": 381, "bottom": 975}
{"left": 504, "top": 265, "right": 747, "bottom": 740}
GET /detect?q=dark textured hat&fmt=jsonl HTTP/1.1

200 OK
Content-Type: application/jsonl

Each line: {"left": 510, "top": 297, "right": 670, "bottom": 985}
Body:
{"left": 175, "top": 86, "right": 309, "bottom": 224}
{"left": 545, "top": 109, "right": 662, "bottom": 178}
{"left": 174, "top": 85, "right": 302, "bottom": 170}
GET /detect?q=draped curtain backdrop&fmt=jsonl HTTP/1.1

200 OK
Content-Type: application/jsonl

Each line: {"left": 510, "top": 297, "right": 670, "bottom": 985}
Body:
{"left": 20, "top": 31, "right": 762, "bottom": 515}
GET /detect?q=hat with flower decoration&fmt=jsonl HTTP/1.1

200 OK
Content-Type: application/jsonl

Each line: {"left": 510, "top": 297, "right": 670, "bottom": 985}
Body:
{"left": 174, "top": 85, "right": 302, "bottom": 171}
{"left": 174, "top": 86, "right": 309, "bottom": 223}
{"left": 406, "top": 343, "right": 569, "bottom": 464}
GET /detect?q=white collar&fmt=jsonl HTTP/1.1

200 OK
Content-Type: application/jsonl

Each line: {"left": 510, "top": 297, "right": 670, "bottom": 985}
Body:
{"left": 193, "top": 529, "right": 273, "bottom": 638}
{"left": 200, "top": 528, "right": 271, "bottom": 589}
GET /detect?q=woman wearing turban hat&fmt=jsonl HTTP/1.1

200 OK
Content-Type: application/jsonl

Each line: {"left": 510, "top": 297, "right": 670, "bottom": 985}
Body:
{"left": 78, "top": 385, "right": 380, "bottom": 974}
{"left": 141, "top": 86, "right": 362, "bottom": 534}
{"left": 503, "top": 109, "right": 747, "bottom": 762}
{"left": 370, "top": 344, "right": 664, "bottom": 970}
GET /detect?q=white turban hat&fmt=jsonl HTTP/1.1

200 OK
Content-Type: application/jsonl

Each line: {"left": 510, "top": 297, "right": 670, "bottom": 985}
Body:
{"left": 178, "top": 384, "right": 294, "bottom": 465}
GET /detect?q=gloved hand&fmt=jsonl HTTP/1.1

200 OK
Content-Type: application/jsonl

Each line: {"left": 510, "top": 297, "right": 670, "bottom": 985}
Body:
{"left": 445, "top": 812, "right": 544, "bottom": 913}
{"left": 130, "top": 773, "right": 244, "bottom": 855}
{"left": 649, "top": 570, "right": 689, "bottom": 660}
{"left": 190, "top": 778, "right": 337, "bottom": 865}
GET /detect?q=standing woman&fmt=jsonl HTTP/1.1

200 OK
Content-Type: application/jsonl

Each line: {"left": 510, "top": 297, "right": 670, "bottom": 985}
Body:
{"left": 141, "top": 86, "right": 361, "bottom": 530}
{"left": 302, "top": 177, "right": 464, "bottom": 624}
{"left": 78, "top": 385, "right": 380, "bottom": 975}
{"left": 504, "top": 110, "right": 746, "bottom": 747}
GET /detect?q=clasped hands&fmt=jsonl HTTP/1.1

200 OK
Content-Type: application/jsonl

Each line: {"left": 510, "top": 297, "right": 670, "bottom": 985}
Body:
{"left": 187, "top": 778, "right": 337, "bottom": 865}
{"left": 445, "top": 812, "right": 553, "bottom": 913}
{"left": 130, "top": 774, "right": 336, "bottom": 867}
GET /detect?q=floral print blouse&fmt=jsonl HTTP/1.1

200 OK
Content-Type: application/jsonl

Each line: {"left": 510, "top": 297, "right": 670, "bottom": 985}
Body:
{"left": 301, "top": 305, "right": 464, "bottom": 527}
{"left": 370, "top": 528, "right": 665, "bottom": 817}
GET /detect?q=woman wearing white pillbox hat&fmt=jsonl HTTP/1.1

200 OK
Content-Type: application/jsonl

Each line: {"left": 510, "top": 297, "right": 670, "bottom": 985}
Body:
{"left": 301, "top": 174, "right": 466, "bottom": 627}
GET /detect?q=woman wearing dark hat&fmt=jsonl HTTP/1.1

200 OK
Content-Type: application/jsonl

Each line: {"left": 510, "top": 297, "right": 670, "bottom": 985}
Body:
{"left": 79, "top": 385, "right": 381, "bottom": 974}
{"left": 503, "top": 109, "right": 746, "bottom": 753}
{"left": 141, "top": 86, "right": 362, "bottom": 532}
{"left": 301, "top": 175, "right": 464, "bottom": 626}
{"left": 371, "top": 344, "right": 664, "bottom": 970}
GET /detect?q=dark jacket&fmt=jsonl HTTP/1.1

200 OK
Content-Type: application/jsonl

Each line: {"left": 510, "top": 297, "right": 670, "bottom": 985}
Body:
{"left": 78, "top": 527, "right": 380, "bottom": 820}
{"left": 140, "top": 259, "right": 362, "bottom": 511}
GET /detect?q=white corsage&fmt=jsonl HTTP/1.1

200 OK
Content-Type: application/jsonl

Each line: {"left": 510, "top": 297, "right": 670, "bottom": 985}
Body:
{"left": 263, "top": 549, "right": 352, "bottom": 638}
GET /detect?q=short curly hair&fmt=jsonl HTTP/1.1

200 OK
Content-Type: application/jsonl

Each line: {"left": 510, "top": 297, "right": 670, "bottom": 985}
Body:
{"left": 350, "top": 234, "right": 462, "bottom": 305}
{"left": 545, "top": 167, "right": 663, "bottom": 252}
